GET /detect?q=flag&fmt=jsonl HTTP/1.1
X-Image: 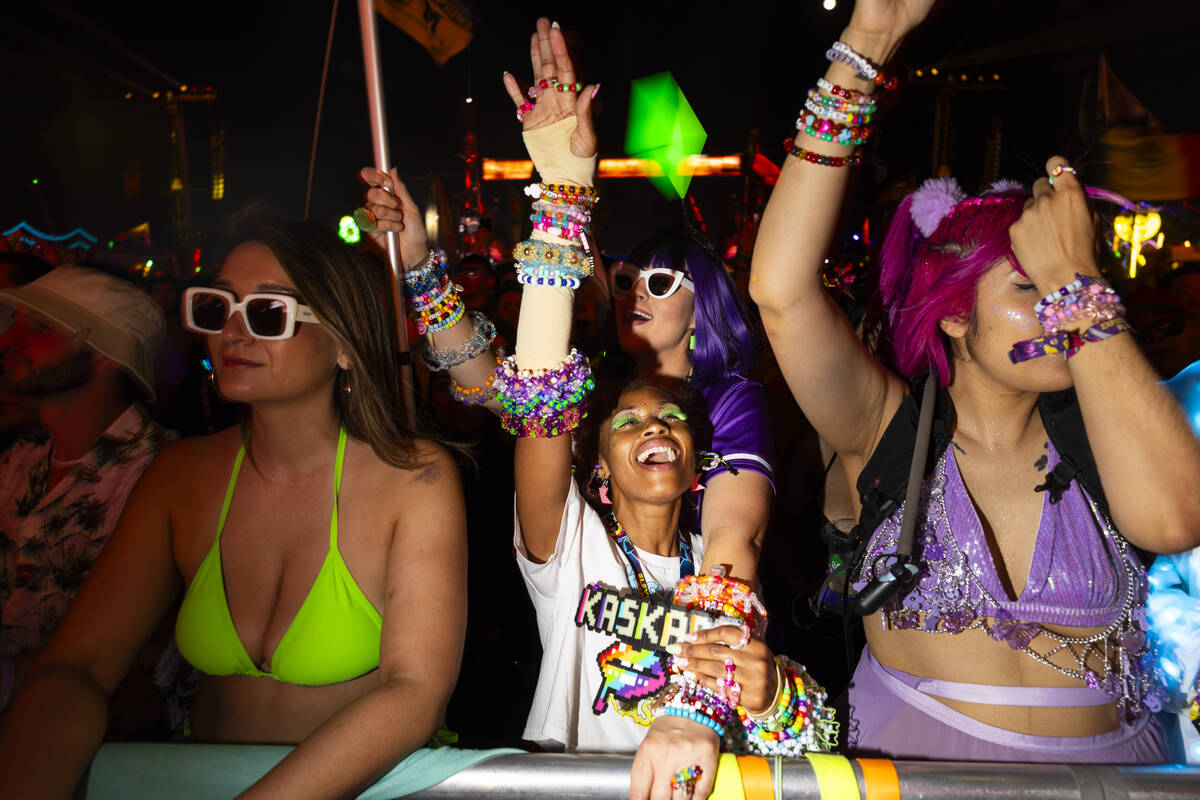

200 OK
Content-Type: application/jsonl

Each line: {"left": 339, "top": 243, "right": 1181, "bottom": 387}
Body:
{"left": 375, "top": 0, "right": 473, "bottom": 66}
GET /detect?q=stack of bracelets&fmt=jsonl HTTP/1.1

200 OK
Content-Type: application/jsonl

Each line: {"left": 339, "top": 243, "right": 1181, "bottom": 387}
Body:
{"left": 492, "top": 348, "right": 594, "bottom": 438}
{"left": 403, "top": 249, "right": 465, "bottom": 335}
{"left": 783, "top": 40, "right": 898, "bottom": 168}
{"left": 400, "top": 249, "right": 502, "bottom": 406}
{"left": 492, "top": 172, "right": 598, "bottom": 438}
{"left": 1009, "top": 273, "right": 1131, "bottom": 363}
{"left": 514, "top": 182, "right": 597, "bottom": 289}
{"left": 649, "top": 573, "right": 837, "bottom": 755}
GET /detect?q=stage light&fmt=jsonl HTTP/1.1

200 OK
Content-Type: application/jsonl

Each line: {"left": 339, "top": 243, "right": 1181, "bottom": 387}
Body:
{"left": 822, "top": 0, "right": 837, "bottom": 9}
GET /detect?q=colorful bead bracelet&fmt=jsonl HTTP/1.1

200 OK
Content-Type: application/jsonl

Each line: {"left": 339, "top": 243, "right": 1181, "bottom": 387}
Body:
{"left": 784, "top": 138, "right": 862, "bottom": 168}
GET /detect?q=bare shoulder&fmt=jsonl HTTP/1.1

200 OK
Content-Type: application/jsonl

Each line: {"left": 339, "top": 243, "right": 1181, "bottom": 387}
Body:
{"left": 138, "top": 426, "right": 242, "bottom": 493}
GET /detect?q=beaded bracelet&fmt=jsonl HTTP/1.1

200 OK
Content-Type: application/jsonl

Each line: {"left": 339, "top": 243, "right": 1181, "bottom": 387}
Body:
{"left": 418, "top": 299, "right": 465, "bottom": 335}
{"left": 799, "top": 115, "right": 871, "bottom": 146}
{"left": 523, "top": 183, "right": 598, "bottom": 205}
{"left": 827, "top": 41, "right": 899, "bottom": 90}
{"left": 451, "top": 372, "right": 499, "bottom": 407}
{"left": 807, "top": 87, "right": 876, "bottom": 114}
{"left": 783, "top": 138, "right": 862, "bottom": 168}
{"left": 420, "top": 311, "right": 496, "bottom": 371}
{"left": 404, "top": 249, "right": 449, "bottom": 297}
{"left": 513, "top": 238, "right": 594, "bottom": 280}
{"left": 735, "top": 657, "right": 838, "bottom": 756}
{"left": 1034, "top": 274, "right": 1108, "bottom": 314}
{"left": 816, "top": 78, "right": 874, "bottom": 104}
{"left": 803, "top": 97, "right": 872, "bottom": 126}
{"left": 493, "top": 349, "right": 594, "bottom": 437}
{"left": 531, "top": 201, "right": 592, "bottom": 223}
{"left": 672, "top": 573, "right": 768, "bottom": 646}
{"left": 517, "top": 273, "right": 581, "bottom": 289}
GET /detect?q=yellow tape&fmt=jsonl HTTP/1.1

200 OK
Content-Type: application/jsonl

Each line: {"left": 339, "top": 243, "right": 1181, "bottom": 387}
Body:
{"left": 707, "top": 752, "right": 746, "bottom": 800}
{"left": 806, "top": 753, "right": 862, "bottom": 800}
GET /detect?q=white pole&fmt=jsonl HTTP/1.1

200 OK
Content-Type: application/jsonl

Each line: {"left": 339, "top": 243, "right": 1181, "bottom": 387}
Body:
{"left": 357, "top": 0, "right": 415, "bottom": 424}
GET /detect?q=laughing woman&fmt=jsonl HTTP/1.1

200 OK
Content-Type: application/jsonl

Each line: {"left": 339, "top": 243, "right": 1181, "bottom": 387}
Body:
{"left": 0, "top": 210, "right": 467, "bottom": 798}
{"left": 489, "top": 18, "right": 835, "bottom": 800}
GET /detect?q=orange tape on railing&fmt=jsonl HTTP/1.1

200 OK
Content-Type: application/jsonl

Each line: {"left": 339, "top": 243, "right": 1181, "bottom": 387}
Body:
{"left": 736, "top": 755, "right": 774, "bottom": 800}
{"left": 856, "top": 758, "right": 900, "bottom": 800}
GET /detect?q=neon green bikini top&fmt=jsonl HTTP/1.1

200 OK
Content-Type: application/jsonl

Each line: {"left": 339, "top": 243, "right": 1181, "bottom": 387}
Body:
{"left": 175, "top": 427, "right": 382, "bottom": 686}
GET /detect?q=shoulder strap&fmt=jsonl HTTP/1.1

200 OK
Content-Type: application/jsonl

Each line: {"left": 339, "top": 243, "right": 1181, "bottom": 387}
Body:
{"left": 1037, "top": 389, "right": 1111, "bottom": 518}
{"left": 330, "top": 427, "right": 347, "bottom": 548}
{"left": 854, "top": 374, "right": 954, "bottom": 540}
{"left": 216, "top": 445, "right": 246, "bottom": 540}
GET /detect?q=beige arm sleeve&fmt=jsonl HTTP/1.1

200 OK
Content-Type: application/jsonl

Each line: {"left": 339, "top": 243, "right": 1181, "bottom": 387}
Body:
{"left": 513, "top": 117, "right": 597, "bottom": 371}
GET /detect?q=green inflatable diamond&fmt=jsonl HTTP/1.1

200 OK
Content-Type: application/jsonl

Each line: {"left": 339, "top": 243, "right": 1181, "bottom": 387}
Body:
{"left": 625, "top": 72, "right": 707, "bottom": 199}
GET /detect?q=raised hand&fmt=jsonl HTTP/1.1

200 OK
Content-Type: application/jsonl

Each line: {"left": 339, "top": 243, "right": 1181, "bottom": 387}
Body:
{"left": 846, "top": 0, "right": 938, "bottom": 42}
{"left": 501, "top": 17, "right": 597, "bottom": 159}
{"left": 1008, "top": 156, "right": 1101, "bottom": 297}
{"left": 357, "top": 166, "right": 430, "bottom": 268}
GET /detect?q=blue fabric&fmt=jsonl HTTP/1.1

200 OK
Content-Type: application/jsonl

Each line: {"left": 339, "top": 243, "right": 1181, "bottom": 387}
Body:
{"left": 85, "top": 743, "right": 523, "bottom": 799}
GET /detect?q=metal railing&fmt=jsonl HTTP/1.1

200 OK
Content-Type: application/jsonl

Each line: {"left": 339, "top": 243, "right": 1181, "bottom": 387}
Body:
{"left": 407, "top": 753, "right": 1200, "bottom": 799}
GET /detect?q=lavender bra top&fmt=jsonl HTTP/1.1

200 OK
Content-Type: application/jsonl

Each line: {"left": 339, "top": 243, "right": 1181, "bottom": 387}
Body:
{"left": 852, "top": 439, "right": 1143, "bottom": 632}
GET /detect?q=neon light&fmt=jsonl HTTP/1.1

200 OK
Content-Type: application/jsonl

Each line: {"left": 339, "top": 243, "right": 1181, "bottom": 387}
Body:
{"left": 2, "top": 222, "right": 97, "bottom": 244}
{"left": 1113, "top": 211, "right": 1162, "bottom": 278}
{"left": 482, "top": 155, "right": 748, "bottom": 181}
{"left": 625, "top": 72, "right": 707, "bottom": 199}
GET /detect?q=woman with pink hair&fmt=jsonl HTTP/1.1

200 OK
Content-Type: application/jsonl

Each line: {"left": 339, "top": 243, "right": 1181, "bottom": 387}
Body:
{"left": 751, "top": 0, "right": 1200, "bottom": 762}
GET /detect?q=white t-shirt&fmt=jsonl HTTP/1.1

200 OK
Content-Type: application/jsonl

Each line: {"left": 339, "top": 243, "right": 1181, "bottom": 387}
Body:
{"left": 514, "top": 482, "right": 704, "bottom": 753}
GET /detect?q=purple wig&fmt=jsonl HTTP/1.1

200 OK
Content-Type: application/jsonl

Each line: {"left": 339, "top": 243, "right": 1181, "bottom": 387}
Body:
{"left": 878, "top": 179, "right": 1031, "bottom": 386}
{"left": 625, "top": 229, "right": 758, "bottom": 387}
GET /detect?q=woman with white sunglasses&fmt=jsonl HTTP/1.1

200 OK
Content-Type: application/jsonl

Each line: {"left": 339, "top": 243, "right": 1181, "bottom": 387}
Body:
{"left": 0, "top": 209, "right": 467, "bottom": 798}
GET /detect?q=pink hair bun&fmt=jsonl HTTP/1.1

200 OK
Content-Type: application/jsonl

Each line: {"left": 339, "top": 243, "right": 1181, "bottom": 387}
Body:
{"left": 909, "top": 177, "right": 966, "bottom": 238}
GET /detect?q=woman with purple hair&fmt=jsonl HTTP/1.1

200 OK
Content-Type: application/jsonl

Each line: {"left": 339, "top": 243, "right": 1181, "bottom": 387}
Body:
{"left": 601, "top": 228, "right": 773, "bottom": 583}
{"left": 750, "top": 0, "right": 1200, "bottom": 763}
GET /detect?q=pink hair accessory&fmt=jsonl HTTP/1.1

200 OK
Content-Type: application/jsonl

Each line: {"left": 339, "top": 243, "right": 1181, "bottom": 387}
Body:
{"left": 909, "top": 177, "right": 966, "bottom": 237}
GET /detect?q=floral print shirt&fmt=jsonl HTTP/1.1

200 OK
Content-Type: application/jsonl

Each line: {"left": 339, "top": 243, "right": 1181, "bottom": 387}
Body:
{"left": 0, "top": 404, "right": 174, "bottom": 656}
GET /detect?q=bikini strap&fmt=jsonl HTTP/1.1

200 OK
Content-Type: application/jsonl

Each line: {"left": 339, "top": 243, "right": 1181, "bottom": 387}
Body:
{"left": 216, "top": 444, "right": 247, "bottom": 540}
{"left": 330, "top": 426, "right": 347, "bottom": 549}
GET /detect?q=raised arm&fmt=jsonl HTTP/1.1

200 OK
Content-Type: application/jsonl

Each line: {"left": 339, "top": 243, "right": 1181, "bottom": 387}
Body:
{"left": 0, "top": 448, "right": 181, "bottom": 798}
{"left": 501, "top": 18, "right": 598, "bottom": 562}
{"left": 237, "top": 444, "right": 467, "bottom": 800}
{"left": 359, "top": 169, "right": 502, "bottom": 413}
{"left": 750, "top": 0, "right": 932, "bottom": 458}
{"left": 1009, "top": 159, "right": 1200, "bottom": 554}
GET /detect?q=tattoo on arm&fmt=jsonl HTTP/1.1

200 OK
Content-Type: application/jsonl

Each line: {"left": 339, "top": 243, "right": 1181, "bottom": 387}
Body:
{"left": 1035, "top": 441, "right": 1048, "bottom": 472}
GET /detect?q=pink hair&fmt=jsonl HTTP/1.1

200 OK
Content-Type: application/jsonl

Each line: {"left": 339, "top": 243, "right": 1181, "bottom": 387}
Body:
{"left": 877, "top": 180, "right": 1031, "bottom": 386}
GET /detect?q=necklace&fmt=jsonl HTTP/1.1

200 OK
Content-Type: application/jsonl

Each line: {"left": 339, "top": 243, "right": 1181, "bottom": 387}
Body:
{"left": 604, "top": 513, "right": 694, "bottom": 597}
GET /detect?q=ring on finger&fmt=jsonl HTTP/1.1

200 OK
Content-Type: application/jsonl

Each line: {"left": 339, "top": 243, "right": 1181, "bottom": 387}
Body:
{"left": 1049, "top": 164, "right": 1076, "bottom": 186}
{"left": 352, "top": 206, "right": 378, "bottom": 232}
{"left": 516, "top": 101, "right": 534, "bottom": 122}
{"left": 719, "top": 658, "right": 742, "bottom": 706}
{"left": 671, "top": 765, "right": 702, "bottom": 794}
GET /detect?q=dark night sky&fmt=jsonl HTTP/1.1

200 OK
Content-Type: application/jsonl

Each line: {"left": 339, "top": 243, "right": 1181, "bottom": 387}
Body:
{"left": 3, "top": 0, "right": 1200, "bottom": 263}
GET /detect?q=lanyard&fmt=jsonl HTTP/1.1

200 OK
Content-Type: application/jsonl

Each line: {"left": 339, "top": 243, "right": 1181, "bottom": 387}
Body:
{"left": 605, "top": 513, "right": 694, "bottom": 597}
